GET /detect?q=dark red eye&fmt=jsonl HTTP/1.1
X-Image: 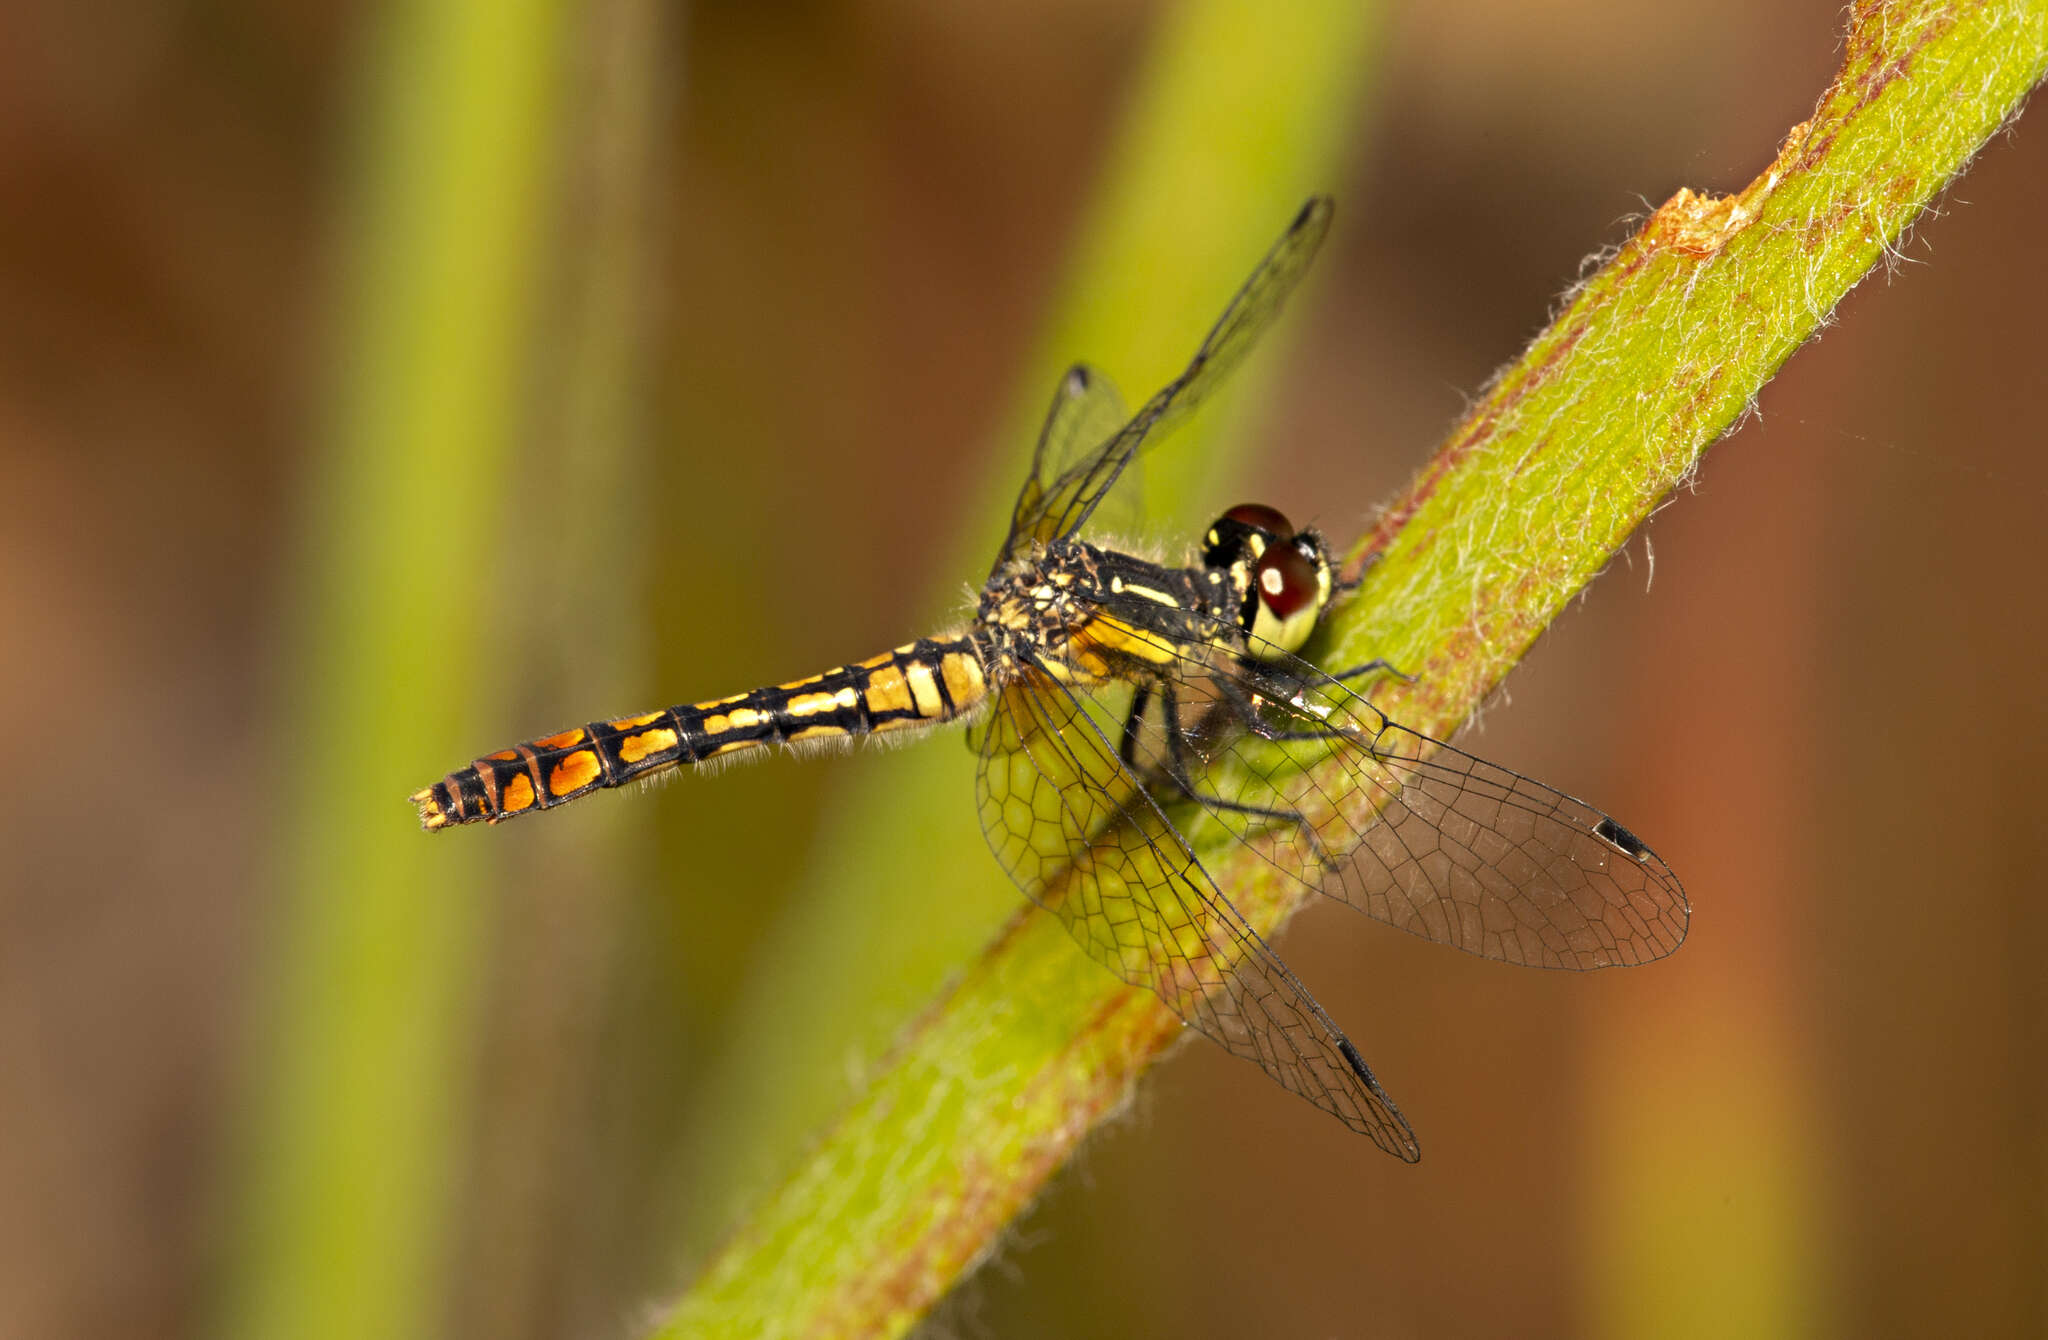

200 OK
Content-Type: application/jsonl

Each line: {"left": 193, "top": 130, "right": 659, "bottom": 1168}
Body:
{"left": 1254, "top": 542, "right": 1318, "bottom": 618}
{"left": 1221, "top": 503, "right": 1294, "bottom": 539}
{"left": 1203, "top": 503, "right": 1296, "bottom": 571}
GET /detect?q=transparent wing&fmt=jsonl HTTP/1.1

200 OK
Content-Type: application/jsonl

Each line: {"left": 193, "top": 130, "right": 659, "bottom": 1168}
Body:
{"left": 999, "top": 363, "right": 1130, "bottom": 577}
{"left": 974, "top": 663, "right": 1419, "bottom": 1159}
{"left": 993, "top": 197, "right": 1336, "bottom": 572}
{"left": 1124, "top": 623, "right": 1690, "bottom": 971}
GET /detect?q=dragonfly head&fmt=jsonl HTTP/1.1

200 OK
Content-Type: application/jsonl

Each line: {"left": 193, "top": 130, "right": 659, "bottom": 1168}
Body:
{"left": 1202, "top": 504, "right": 1333, "bottom": 661}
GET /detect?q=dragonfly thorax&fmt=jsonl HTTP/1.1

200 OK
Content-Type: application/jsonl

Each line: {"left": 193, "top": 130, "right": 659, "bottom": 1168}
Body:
{"left": 976, "top": 540, "right": 1224, "bottom": 689}
{"left": 979, "top": 545, "right": 1087, "bottom": 631}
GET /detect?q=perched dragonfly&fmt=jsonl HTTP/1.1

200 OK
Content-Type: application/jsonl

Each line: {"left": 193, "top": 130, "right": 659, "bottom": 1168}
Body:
{"left": 413, "top": 198, "right": 1688, "bottom": 1159}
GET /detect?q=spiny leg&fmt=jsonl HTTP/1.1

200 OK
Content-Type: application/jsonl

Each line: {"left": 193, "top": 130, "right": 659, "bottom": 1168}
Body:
{"left": 1118, "top": 684, "right": 1151, "bottom": 770}
{"left": 1326, "top": 656, "right": 1412, "bottom": 685}
{"left": 1211, "top": 670, "right": 1377, "bottom": 751}
{"left": 1156, "top": 681, "right": 1337, "bottom": 869}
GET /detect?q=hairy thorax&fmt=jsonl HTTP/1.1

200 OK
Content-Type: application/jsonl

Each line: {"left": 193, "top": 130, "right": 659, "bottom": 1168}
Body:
{"left": 978, "top": 540, "right": 1231, "bottom": 690}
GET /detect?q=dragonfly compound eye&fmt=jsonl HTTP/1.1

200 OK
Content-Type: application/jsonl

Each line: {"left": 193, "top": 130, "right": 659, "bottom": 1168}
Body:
{"left": 1246, "top": 539, "right": 1325, "bottom": 658}
{"left": 1202, "top": 502, "right": 1294, "bottom": 570}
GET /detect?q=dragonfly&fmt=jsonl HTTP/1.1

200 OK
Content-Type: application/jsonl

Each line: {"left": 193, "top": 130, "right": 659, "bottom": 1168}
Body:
{"left": 412, "top": 197, "right": 1689, "bottom": 1159}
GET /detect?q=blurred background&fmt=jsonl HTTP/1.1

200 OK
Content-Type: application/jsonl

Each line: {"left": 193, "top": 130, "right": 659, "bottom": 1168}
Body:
{"left": 2, "top": 1, "right": 2042, "bottom": 1337}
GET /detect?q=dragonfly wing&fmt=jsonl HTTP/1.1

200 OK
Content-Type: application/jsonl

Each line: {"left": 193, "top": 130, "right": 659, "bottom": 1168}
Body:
{"left": 1134, "top": 639, "right": 1690, "bottom": 971}
{"left": 993, "top": 198, "right": 1337, "bottom": 567}
{"left": 997, "top": 364, "right": 1131, "bottom": 579}
{"left": 974, "top": 667, "right": 1420, "bottom": 1159}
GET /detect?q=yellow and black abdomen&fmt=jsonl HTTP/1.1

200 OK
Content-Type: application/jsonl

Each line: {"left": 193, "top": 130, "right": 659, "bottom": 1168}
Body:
{"left": 413, "top": 636, "right": 989, "bottom": 829}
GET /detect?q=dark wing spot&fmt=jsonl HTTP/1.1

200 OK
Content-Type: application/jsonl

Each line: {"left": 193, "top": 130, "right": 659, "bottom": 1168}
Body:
{"left": 1594, "top": 815, "right": 1650, "bottom": 860}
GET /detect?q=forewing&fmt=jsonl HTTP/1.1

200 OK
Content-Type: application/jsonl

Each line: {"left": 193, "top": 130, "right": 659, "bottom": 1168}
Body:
{"left": 1138, "top": 638, "right": 1690, "bottom": 971}
{"left": 974, "top": 667, "right": 1419, "bottom": 1158}
{"left": 997, "top": 364, "right": 1130, "bottom": 579}
{"left": 994, "top": 198, "right": 1336, "bottom": 566}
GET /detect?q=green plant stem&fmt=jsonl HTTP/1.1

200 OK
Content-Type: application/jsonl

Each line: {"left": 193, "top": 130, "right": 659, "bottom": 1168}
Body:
{"left": 1335, "top": 0, "right": 2048, "bottom": 740}
{"left": 658, "top": 2, "right": 2047, "bottom": 1335}
{"left": 447, "top": 0, "right": 668, "bottom": 1333}
{"left": 216, "top": 4, "right": 566, "bottom": 1339}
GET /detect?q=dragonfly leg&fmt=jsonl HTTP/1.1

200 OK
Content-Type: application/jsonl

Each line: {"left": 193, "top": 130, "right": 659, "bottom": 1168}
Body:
{"left": 1157, "top": 681, "right": 1336, "bottom": 869}
{"left": 1325, "top": 656, "right": 1415, "bottom": 686}
{"left": 1118, "top": 684, "right": 1151, "bottom": 769}
{"left": 1210, "top": 671, "right": 1378, "bottom": 753}
{"left": 1328, "top": 544, "right": 1379, "bottom": 598}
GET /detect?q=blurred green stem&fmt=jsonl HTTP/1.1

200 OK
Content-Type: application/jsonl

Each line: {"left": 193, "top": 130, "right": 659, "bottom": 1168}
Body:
{"left": 447, "top": 0, "right": 669, "bottom": 1333}
{"left": 217, "top": 4, "right": 566, "bottom": 1340}
{"left": 659, "top": 1, "right": 2047, "bottom": 1336}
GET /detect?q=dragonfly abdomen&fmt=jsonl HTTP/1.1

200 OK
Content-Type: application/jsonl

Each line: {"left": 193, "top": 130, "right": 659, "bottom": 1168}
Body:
{"left": 412, "top": 636, "right": 989, "bottom": 829}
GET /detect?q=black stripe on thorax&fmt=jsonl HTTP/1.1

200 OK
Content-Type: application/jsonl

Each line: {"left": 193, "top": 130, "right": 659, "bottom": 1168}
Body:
{"left": 1068, "top": 543, "right": 1229, "bottom": 635}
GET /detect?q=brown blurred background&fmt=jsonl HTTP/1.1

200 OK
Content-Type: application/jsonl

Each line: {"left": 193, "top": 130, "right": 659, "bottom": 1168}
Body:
{"left": 1, "top": 2, "right": 2042, "bottom": 1338}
